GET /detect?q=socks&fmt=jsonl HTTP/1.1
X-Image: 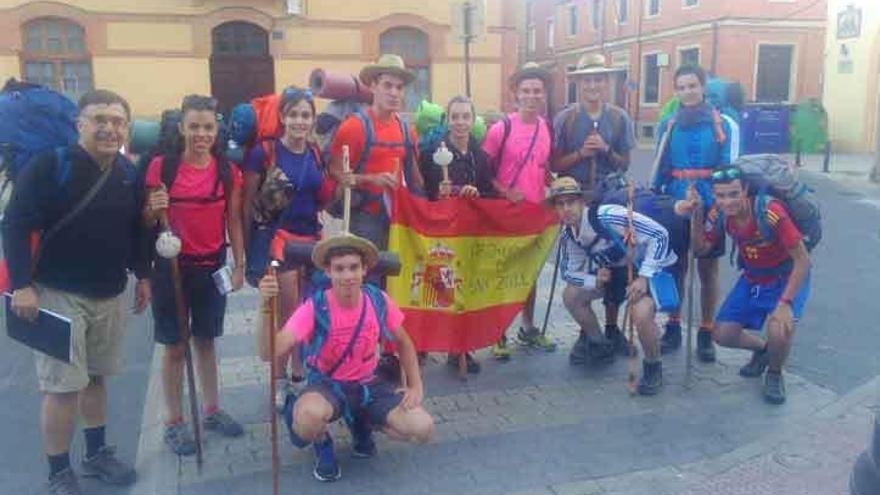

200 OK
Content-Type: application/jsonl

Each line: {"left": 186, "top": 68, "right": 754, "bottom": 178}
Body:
{"left": 84, "top": 425, "right": 106, "bottom": 458}
{"left": 48, "top": 452, "right": 71, "bottom": 477}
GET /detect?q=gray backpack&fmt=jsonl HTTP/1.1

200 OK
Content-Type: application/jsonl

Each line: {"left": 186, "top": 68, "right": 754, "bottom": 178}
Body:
{"left": 734, "top": 154, "right": 822, "bottom": 251}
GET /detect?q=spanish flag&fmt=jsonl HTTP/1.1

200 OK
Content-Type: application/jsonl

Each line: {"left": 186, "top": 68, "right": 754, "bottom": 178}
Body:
{"left": 387, "top": 189, "right": 559, "bottom": 353}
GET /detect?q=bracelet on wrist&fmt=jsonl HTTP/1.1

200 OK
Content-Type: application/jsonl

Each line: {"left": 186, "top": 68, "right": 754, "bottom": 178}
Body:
{"left": 779, "top": 298, "right": 793, "bottom": 306}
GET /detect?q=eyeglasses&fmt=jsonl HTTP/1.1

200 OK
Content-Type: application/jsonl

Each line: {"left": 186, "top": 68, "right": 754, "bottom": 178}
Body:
{"left": 710, "top": 168, "right": 741, "bottom": 182}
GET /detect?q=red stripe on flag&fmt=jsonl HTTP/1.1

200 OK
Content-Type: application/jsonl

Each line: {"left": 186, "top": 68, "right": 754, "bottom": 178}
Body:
{"left": 392, "top": 188, "right": 557, "bottom": 237}
{"left": 402, "top": 302, "right": 525, "bottom": 353}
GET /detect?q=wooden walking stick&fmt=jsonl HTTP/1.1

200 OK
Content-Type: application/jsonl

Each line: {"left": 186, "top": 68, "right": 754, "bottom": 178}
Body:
{"left": 589, "top": 121, "right": 599, "bottom": 188}
{"left": 157, "top": 212, "right": 203, "bottom": 469}
{"left": 623, "top": 179, "right": 638, "bottom": 395}
{"left": 263, "top": 259, "right": 281, "bottom": 495}
{"left": 648, "top": 120, "right": 674, "bottom": 189}
{"left": 684, "top": 181, "right": 698, "bottom": 389}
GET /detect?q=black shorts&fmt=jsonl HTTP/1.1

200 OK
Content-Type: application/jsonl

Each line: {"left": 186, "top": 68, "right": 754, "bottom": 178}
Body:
{"left": 301, "top": 378, "right": 403, "bottom": 428}
{"left": 151, "top": 258, "right": 227, "bottom": 345}
{"left": 683, "top": 219, "right": 726, "bottom": 260}
{"left": 603, "top": 266, "right": 628, "bottom": 306}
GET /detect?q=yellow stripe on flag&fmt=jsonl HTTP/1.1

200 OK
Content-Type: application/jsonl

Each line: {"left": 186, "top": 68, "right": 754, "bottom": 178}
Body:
{"left": 387, "top": 223, "right": 558, "bottom": 313}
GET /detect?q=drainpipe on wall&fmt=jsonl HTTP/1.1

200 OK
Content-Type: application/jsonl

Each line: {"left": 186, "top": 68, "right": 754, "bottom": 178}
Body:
{"left": 710, "top": 20, "right": 720, "bottom": 77}
{"left": 633, "top": 0, "right": 645, "bottom": 137}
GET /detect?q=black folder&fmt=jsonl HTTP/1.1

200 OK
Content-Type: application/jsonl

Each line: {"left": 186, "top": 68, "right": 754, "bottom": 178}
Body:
{"left": 5, "top": 293, "right": 72, "bottom": 363}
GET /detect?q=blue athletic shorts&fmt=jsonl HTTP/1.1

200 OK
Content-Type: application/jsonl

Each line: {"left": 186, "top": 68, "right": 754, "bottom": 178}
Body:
{"left": 716, "top": 272, "right": 810, "bottom": 331}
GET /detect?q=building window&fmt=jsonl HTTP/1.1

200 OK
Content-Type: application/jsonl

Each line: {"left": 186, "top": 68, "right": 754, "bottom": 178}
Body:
{"left": 617, "top": 0, "right": 629, "bottom": 23}
{"left": 567, "top": 81, "right": 578, "bottom": 104}
{"left": 683, "top": 0, "right": 698, "bottom": 7}
{"left": 591, "top": 0, "right": 601, "bottom": 30}
{"left": 641, "top": 124, "right": 655, "bottom": 140}
{"left": 679, "top": 47, "right": 700, "bottom": 67}
{"left": 21, "top": 17, "right": 93, "bottom": 101}
{"left": 547, "top": 18, "right": 555, "bottom": 49}
{"left": 567, "top": 4, "right": 578, "bottom": 36}
{"left": 380, "top": 27, "right": 430, "bottom": 112}
{"left": 755, "top": 44, "right": 794, "bottom": 102}
{"left": 642, "top": 53, "right": 660, "bottom": 104}
{"left": 647, "top": 0, "right": 660, "bottom": 16}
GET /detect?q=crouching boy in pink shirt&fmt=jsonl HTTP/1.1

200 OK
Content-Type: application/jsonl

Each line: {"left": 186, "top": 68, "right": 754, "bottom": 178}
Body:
{"left": 257, "top": 233, "right": 434, "bottom": 482}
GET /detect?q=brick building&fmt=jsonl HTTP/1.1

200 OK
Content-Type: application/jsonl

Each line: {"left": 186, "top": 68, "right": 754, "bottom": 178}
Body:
{"left": 522, "top": 0, "right": 827, "bottom": 140}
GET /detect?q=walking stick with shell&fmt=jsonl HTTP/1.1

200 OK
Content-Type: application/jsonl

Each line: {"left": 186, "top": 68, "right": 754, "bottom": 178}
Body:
{"left": 622, "top": 178, "right": 638, "bottom": 395}
{"left": 156, "top": 207, "right": 204, "bottom": 470}
{"left": 432, "top": 141, "right": 469, "bottom": 378}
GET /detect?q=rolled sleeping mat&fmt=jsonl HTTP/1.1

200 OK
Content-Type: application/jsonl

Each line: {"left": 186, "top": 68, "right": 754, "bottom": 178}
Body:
{"left": 128, "top": 118, "right": 160, "bottom": 156}
{"left": 284, "top": 241, "right": 401, "bottom": 276}
{"left": 309, "top": 69, "right": 373, "bottom": 104}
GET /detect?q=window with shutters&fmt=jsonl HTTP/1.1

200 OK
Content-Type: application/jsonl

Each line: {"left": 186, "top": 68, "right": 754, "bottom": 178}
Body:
{"left": 21, "top": 17, "right": 93, "bottom": 101}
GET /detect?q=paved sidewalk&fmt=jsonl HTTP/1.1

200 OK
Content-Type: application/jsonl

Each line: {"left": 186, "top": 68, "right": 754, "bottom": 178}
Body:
{"left": 129, "top": 256, "right": 871, "bottom": 495}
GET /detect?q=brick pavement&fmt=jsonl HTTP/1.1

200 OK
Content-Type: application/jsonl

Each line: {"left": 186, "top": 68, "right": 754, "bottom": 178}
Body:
{"left": 129, "top": 257, "right": 870, "bottom": 495}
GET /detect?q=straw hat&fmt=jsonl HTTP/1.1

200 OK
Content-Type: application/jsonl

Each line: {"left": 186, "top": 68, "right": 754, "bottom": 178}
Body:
{"left": 509, "top": 62, "right": 553, "bottom": 89}
{"left": 569, "top": 53, "right": 617, "bottom": 76}
{"left": 312, "top": 233, "right": 379, "bottom": 270}
{"left": 544, "top": 176, "right": 584, "bottom": 206}
{"left": 359, "top": 54, "right": 416, "bottom": 86}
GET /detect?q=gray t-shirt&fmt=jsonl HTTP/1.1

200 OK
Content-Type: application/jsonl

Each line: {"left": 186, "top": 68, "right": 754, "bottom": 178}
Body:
{"left": 552, "top": 103, "right": 636, "bottom": 185}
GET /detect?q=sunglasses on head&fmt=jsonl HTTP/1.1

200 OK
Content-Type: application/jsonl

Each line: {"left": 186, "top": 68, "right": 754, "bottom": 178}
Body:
{"left": 283, "top": 87, "right": 314, "bottom": 102}
{"left": 710, "top": 168, "right": 741, "bottom": 182}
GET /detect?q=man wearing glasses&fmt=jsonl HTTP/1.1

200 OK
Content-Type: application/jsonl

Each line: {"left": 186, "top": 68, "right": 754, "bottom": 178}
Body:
{"left": 3, "top": 90, "right": 150, "bottom": 494}
{"left": 683, "top": 167, "right": 811, "bottom": 405}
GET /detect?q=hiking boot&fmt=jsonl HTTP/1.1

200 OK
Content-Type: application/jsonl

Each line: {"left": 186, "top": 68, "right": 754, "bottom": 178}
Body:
{"left": 81, "top": 446, "right": 136, "bottom": 486}
{"left": 447, "top": 353, "right": 481, "bottom": 374}
{"left": 739, "top": 348, "right": 770, "bottom": 377}
{"left": 763, "top": 371, "right": 786, "bottom": 405}
{"left": 606, "top": 325, "right": 636, "bottom": 357}
{"left": 660, "top": 322, "right": 682, "bottom": 354}
{"left": 350, "top": 414, "right": 377, "bottom": 459}
{"left": 517, "top": 326, "right": 558, "bottom": 352}
{"left": 569, "top": 332, "right": 589, "bottom": 365}
{"left": 164, "top": 422, "right": 197, "bottom": 456}
{"left": 696, "top": 329, "right": 716, "bottom": 363}
{"left": 587, "top": 334, "right": 615, "bottom": 363}
{"left": 48, "top": 468, "right": 81, "bottom": 495}
{"left": 637, "top": 360, "right": 663, "bottom": 396}
{"left": 492, "top": 335, "right": 512, "bottom": 361}
{"left": 312, "top": 435, "right": 341, "bottom": 482}
{"left": 204, "top": 409, "right": 244, "bottom": 437}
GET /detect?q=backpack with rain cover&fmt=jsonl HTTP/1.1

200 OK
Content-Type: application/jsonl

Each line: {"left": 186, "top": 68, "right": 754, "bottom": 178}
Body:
{"left": 0, "top": 79, "right": 79, "bottom": 193}
{"left": 734, "top": 154, "right": 822, "bottom": 251}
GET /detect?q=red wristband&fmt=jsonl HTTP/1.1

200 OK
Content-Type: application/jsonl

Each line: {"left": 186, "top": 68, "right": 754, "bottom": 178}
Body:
{"left": 779, "top": 297, "right": 793, "bottom": 306}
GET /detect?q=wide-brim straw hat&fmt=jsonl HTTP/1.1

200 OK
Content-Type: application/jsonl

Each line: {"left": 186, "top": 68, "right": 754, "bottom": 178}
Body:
{"left": 569, "top": 53, "right": 619, "bottom": 76}
{"left": 544, "top": 176, "right": 584, "bottom": 206}
{"left": 509, "top": 62, "right": 553, "bottom": 89}
{"left": 312, "top": 233, "right": 379, "bottom": 270}
{"left": 359, "top": 54, "right": 416, "bottom": 86}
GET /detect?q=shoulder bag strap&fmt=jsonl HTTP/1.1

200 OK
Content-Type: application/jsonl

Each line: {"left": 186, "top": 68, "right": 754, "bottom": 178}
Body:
{"left": 507, "top": 119, "right": 542, "bottom": 189}
{"left": 323, "top": 294, "right": 369, "bottom": 379}
{"left": 34, "top": 149, "right": 115, "bottom": 267}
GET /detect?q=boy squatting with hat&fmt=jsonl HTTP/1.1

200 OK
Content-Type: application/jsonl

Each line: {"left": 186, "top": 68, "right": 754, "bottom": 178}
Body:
{"left": 547, "top": 177, "right": 680, "bottom": 395}
{"left": 257, "top": 233, "right": 434, "bottom": 482}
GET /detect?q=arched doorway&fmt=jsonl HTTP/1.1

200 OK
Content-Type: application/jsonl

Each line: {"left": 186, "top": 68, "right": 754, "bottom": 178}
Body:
{"left": 210, "top": 21, "right": 274, "bottom": 115}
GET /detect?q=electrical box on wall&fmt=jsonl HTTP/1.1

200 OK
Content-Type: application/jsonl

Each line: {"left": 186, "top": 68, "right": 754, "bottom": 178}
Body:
{"left": 286, "top": 0, "right": 303, "bottom": 15}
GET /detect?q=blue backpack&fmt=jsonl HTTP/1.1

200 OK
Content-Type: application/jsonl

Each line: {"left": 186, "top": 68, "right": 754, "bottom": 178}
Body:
{"left": 0, "top": 80, "right": 79, "bottom": 187}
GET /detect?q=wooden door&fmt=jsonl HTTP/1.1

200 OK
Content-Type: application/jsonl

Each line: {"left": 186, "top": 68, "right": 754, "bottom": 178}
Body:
{"left": 210, "top": 21, "right": 275, "bottom": 115}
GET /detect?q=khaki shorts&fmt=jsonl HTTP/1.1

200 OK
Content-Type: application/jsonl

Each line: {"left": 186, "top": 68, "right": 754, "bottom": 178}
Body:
{"left": 34, "top": 285, "right": 126, "bottom": 393}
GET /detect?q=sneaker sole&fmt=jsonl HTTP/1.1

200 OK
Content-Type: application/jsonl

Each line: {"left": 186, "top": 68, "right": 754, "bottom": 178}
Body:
{"left": 763, "top": 393, "right": 786, "bottom": 405}
{"left": 80, "top": 468, "right": 137, "bottom": 486}
{"left": 313, "top": 466, "right": 342, "bottom": 482}
{"left": 697, "top": 352, "right": 716, "bottom": 363}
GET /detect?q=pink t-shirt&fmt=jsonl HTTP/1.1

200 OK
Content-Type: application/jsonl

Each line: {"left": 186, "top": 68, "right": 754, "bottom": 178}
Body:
{"left": 482, "top": 112, "right": 551, "bottom": 204}
{"left": 145, "top": 156, "right": 243, "bottom": 258}
{"left": 284, "top": 289, "right": 404, "bottom": 383}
